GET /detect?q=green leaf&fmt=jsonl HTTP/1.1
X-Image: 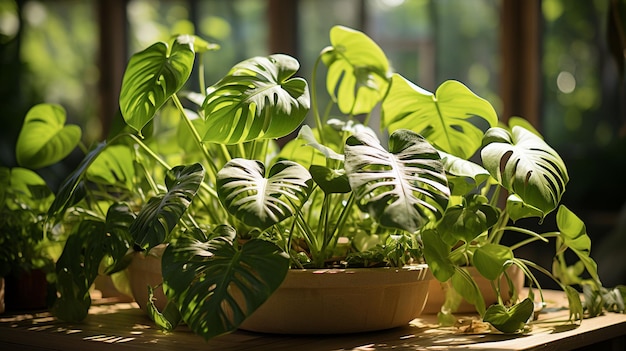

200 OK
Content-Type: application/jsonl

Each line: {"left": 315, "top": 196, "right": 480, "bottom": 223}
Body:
{"left": 556, "top": 205, "right": 590, "bottom": 253}
{"left": 16, "top": 103, "right": 81, "bottom": 169}
{"left": 309, "top": 165, "right": 351, "bottom": 194}
{"left": 439, "top": 151, "right": 492, "bottom": 196}
{"left": 86, "top": 145, "right": 135, "bottom": 189}
{"left": 216, "top": 159, "right": 312, "bottom": 230}
{"left": 202, "top": 54, "right": 310, "bottom": 144}
{"left": 422, "top": 229, "right": 455, "bottom": 282}
{"left": 119, "top": 35, "right": 195, "bottom": 134}
{"left": 505, "top": 193, "right": 545, "bottom": 221}
{"left": 473, "top": 244, "right": 514, "bottom": 281}
{"left": 483, "top": 298, "right": 534, "bottom": 333}
{"left": 162, "top": 233, "right": 289, "bottom": 340}
{"left": 147, "top": 286, "right": 182, "bottom": 331}
{"left": 451, "top": 267, "right": 486, "bottom": 316}
{"left": 52, "top": 203, "right": 134, "bottom": 322}
{"left": 344, "top": 129, "right": 450, "bottom": 233}
{"left": 481, "top": 126, "right": 569, "bottom": 216}
{"left": 382, "top": 76, "right": 498, "bottom": 159}
{"left": 131, "top": 163, "right": 205, "bottom": 251}
{"left": 438, "top": 194, "right": 499, "bottom": 245}
{"left": 48, "top": 142, "right": 108, "bottom": 219}
{"left": 323, "top": 25, "right": 390, "bottom": 115}
{"left": 564, "top": 285, "right": 584, "bottom": 323}
{"left": 2, "top": 167, "right": 51, "bottom": 205}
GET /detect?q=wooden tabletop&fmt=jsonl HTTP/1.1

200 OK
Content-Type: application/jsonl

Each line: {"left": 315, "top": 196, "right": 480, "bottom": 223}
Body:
{"left": 1, "top": 290, "right": 625, "bottom": 351}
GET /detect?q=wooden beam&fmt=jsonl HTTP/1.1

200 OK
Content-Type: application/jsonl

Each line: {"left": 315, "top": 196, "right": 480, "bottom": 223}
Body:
{"left": 97, "top": 0, "right": 127, "bottom": 139}
{"left": 500, "top": 0, "right": 541, "bottom": 129}
{"left": 267, "top": 0, "right": 298, "bottom": 56}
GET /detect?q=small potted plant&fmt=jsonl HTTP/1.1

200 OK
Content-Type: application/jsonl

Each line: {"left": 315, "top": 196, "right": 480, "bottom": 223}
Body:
{"left": 27, "top": 25, "right": 616, "bottom": 339}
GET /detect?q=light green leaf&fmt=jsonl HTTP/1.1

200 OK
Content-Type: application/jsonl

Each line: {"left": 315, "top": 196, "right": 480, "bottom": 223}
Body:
{"left": 473, "top": 244, "right": 514, "bottom": 281}
{"left": 451, "top": 267, "right": 486, "bottom": 316}
{"left": 216, "top": 159, "right": 312, "bottom": 230}
{"left": 422, "top": 229, "right": 455, "bottom": 282}
{"left": 162, "top": 233, "right": 289, "bottom": 340}
{"left": 16, "top": 103, "right": 81, "bottom": 169}
{"left": 506, "top": 193, "right": 545, "bottom": 221}
{"left": 344, "top": 129, "right": 449, "bottom": 233}
{"left": 483, "top": 298, "right": 534, "bottom": 333}
{"left": 382, "top": 76, "right": 498, "bottom": 159}
{"left": 481, "top": 126, "right": 569, "bottom": 216}
{"left": 439, "top": 151, "right": 491, "bottom": 196}
{"left": 120, "top": 35, "right": 195, "bottom": 134}
{"left": 322, "top": 25, "right": 390, "bottom": 115}
{"left": 556, "top": 205, "right": 590, "bottom": 253}
{"left": 202, "top": 54, "right": 309, "bottom": 144}
{"left": 86, "top": 145, "right": 135, "bottom": 190}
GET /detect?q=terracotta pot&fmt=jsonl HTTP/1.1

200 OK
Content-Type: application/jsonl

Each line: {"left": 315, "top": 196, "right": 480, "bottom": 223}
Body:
{"left": 240, "top": 265, "right": 432, "bottom": 334}
{"left": 127, "top": 245, "right": 167, "bottom": 311}
{"left": 422, "top": 265, "right": 524, "bottom": 314}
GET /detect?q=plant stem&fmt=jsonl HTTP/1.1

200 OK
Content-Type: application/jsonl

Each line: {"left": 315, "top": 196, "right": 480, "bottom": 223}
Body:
{"left": 171, "top": 94, "right": 219, "bottom": 177}
{"left": 310, "top": 54, "right": 326, "bottom": 145}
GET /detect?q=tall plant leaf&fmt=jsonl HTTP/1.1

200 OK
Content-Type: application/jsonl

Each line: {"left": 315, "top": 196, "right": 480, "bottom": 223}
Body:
{"left": 48, "top": 142, "right": 108, "bottom": 220}
{"left": 382, "top": 75, "right": 498, "bottom": 159}
{"left": 52, "top": 203, "right": 134, "bottom": 322}
{"left": 216, "top": 158, "right": 312, "bottom": 230}
{"left": 344, "top": 129, "right": 449, "bottom": 233}
{"left": 131, "top": 163, "right": 205, "bottom": 251}
{"left": 483, "top": 298, "right": 534, "bottom": 333}
{"left": 16, "top": 103, "right": 81, "bottom": 169}
{"left": 162, "top": 232, "right": 289, "bottom": 340}
{"left": 202, "top": 54, "right": 309, "bottom": 144}
{"left": 322, "top": 25, "right": 391, "bottom": 115}
{"left": 119, "top": 35, "right": 195, "bottom": 134}
{"left": 481, "top": 126, "right": 569, "bottom": 216}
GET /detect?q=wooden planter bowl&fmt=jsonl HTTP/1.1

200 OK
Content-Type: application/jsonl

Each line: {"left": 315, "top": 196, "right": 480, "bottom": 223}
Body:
{"left": 127, "top": 249, "right": 433, "bottom": 334}
{"left": 239, "top": 266, "right": 432, "bottom": 334}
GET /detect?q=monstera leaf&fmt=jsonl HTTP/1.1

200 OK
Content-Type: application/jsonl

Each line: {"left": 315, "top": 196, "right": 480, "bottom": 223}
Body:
{"left": 382, "top": 75, "right": 498, "bottom": 160}
{"left": 119, "top": 35, "right": 195, "bottom": 134}
{"left": 162, "top": 230, "right": 289, "bottom": 340}
{"left": 16, "top": 103, "right": 81, "bottom": 169}
{"left": 202, "top": 54, "right": 309, "bottom": 144}
{"left": 216, "top": 158, "right": 312, "bottom": 230}
{"left": 344, "top": 129, "right": 450, "bottom": 233}
{"left": 322, "top": 25, "right": 391, "bottom": 115}
{"left": 481, "top": 126, "right": 569, "bottom": 216}
{"left": 131, "top": 163, "right": 205, "bottom": 251}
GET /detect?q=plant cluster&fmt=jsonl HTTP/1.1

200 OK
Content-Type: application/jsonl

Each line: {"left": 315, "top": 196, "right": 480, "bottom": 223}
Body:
{"left": 6, "top": 26, "right": 623, "bottom": 339}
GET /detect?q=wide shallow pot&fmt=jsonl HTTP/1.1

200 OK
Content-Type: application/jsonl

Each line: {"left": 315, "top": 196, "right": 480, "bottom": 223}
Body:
{"left": 240, "top": 265, "right": 432, "bottom": 334}
{"left": 422, "top": 265, "right": 524, "bottom": 314}
{"left": 128, "top": 249, "right": 433, "bottom": 334}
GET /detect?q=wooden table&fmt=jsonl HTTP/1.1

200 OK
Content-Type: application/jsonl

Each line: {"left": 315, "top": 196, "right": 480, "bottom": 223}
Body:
{"left": 1, "top": 290, "right": 625, "bottom": 351}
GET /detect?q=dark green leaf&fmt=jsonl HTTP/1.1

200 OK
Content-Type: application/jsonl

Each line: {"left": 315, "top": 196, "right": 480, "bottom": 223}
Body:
{"left": 16, "top": 103, "right": 81, "bottom": 169}
{"left": 162, "top": 233, "right": 289, "bottom": 340}
{"left": 483, "top": 298, "right": 533, "bottom": 333}
{"left": 202, "top": 54, "right": 309, "bottom": 144}
{"left": 309, "top": 165, "right": 351, "bottom": 194}
{"left": 438, "top": 194, "right": 499, "bottom": 245}
{"left": 131, "top": 163, "right": 205, "bottom": 250}
{"left": 564, "top": 285, "right": 584, "bottom": 323}
{"left": 120, "top": 35, "right": 195, "bottom": 134}
{"left": 147, "top": 286, "right": 182, "bottom": 331}
{"left": 48, "top": 142, "right": 108, "bottom": 219}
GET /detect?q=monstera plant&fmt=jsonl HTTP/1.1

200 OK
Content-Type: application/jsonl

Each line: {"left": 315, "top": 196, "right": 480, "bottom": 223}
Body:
{"left": 13, "top": 25, "right": 617, "bottom": 340}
